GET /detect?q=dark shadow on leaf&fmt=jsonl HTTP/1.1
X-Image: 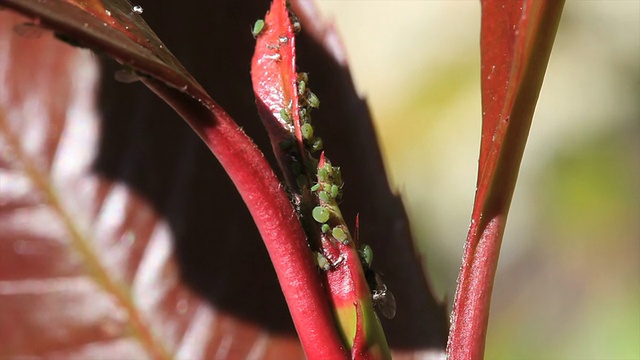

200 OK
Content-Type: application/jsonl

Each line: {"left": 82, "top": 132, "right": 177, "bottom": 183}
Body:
{"left": 94, "top": 0, "right": 448, "bottom": 350}
{"left": 94, "top": 0, "right": 295, "bottom": 335}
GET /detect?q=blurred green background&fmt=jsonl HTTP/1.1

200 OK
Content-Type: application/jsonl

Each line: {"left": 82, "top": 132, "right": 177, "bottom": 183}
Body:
{"left": 316, "top": 1, "right": 639, "bottom": 359}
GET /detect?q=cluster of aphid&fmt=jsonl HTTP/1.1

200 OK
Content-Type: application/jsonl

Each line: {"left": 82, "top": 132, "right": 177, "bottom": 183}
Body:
{"left": 252, "top": 10, "right": 395, "bottom": 319}
{"left": 275, "top": 73, "right": 323, "bottom": 154}
{"left": 300, "top": 82, "right": 397, "bottom": 319}
{"left": 296, "top": 72, "right": 323, "bottom": 152}
{"left": 274, "top": 72, "right": 324, "bottom": 194}
{"left": 310, "top": 159, "right": 348, "bottom": 246}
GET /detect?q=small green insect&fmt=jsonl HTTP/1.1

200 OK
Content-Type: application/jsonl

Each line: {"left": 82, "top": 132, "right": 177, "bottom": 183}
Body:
{"left": 299, "top": 107, "right": 308, "bottom": 121}
{"left": 321, "top": 224, "right": 330, "bottom": 233}
{"left": 310, "top": 183, "right": 321, "bottom": 192}
{"left": 329, "top": 184, "right": 339, "bottom": 199}
{"left": 311, "top": 137, "right": 323, "bottom": 152}
{"left": 332, "top": 227, "right": 348, "bottom": 243}
{"left": 313, "top": 251, "right": 331, "bottom": 271}
{"left": 312, "top": 206, "right": 330, "bottom": 223}
{"left": 298, "top": 79, "right": 306, "bottom": 97}
{"left": 301, "top": 123, "right": 314, "bottom": 141}
{"left": 318, "top": 191, "right": 330, "bottom": 203}
{"left": 317, "top": 168, "right": 328, "bottom": 182}
{"left": 322, "top": 162, "right": 333, "bottom": 174}
{"left": 279, "top": 108, "right": 291, "bottom": 123}
{"left": 359, "top": 244, "right": 373, "bottom": 268}
{"left": 252, "top": 19, "right": 265, "bottom": 38}
{"left": 307, "top": 91, "right": 320, "bottom": 108}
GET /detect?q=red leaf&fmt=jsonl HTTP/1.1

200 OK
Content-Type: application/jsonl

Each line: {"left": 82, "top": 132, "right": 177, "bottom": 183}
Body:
{"left": 447, "top": 1, "right": 565, "bottom": 358}
{"left": 0, "top": 11, "right": 306, "bottom": 358}
{"left": 2, "top": 0, "right": 453, "bottom": 357}
{"left": 2, "top": 0, "right": 206, "bottom": 99}
{"left": 3, "top": 0, "right": 342, "bottom": 356}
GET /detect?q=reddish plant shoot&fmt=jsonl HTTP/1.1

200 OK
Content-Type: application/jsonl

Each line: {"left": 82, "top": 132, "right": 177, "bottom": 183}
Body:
{"left": 447, "top": 1, "right": 565, "bottom": 359}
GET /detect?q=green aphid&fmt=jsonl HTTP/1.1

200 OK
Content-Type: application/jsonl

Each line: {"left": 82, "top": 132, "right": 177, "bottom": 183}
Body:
{"left": 318, "top": 191, "right": 330, "bottom": 203}
{"left": 298, "top": 79, "right": 306, "bottom": 97}
{"left": 299, "top": 107, "right": 308, "bottom": 121}
{"left": 307, "top": 91, "right": 320, "bottom": 108}
{"left": 311, "top": 137, "right": 323, "bottom": 152}
{"left": 321, "top": 224, "right": 330, "bottom": 233}
{"left": 322, "top": 162, "right": 334, "bottom": 177}
{"left": 313, "top": 251, "right": 331, "bottom": 271}
{"left": 310, "top": 183, "right": 321, "bottom": 192}
{"left": 252, "top": 19, "right": 265, "bottom": 38}
{"left": 330, "top": 184, "right": 340, "bottom": 199}
{"left": 332, "top": 227, "right": 348, "bottom": 243}
{"left": 312, "top": 206, "right": 330, "bottom": 223}
{"left": 359, "top": 244, "right": 373, "bottom": 267}
{"left": 317, "top": 168, "right": 328, "bottom": 182}
{"left": 301, "top": 123, "right": 314, "bottom": 141}
{"left": 280, "top": 108, "right": 291, "bottom": 123}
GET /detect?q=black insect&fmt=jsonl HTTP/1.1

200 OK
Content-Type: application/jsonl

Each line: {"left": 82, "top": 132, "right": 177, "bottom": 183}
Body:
{"left": 355, "top": 215, "right": 396, "bottom": 319}
{"left": 364, "top": 266, "right": 396, "bottom": 320}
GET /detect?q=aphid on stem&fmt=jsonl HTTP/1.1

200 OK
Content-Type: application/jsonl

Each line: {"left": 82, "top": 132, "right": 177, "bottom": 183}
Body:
{"left": 312, "top": 206, "right": 330, "bottom": 223}
{"left": 306, "top": 91, "right": 320, "bottom": 108}
{"left": 331, "top": 227, "right": 348, "bottom": 244}
{"left": 301, "top": 123, "right": 314, "bottom": 141}
{"left": 311, "top": 137, "right": 322, "bottom": 152}
{"left": 313, "top": 251, "right": 331, "bottom": 271}
{"left": 252, "top": 19, "right": 265, "bottom": 38}
{"left": 279, "top": 108, "right": 291, "bottom": 124}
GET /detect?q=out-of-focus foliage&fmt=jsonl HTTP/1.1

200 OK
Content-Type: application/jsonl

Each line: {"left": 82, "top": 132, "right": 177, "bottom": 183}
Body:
{"left": 317, "top": 1, "right": 639, "bottom": 359}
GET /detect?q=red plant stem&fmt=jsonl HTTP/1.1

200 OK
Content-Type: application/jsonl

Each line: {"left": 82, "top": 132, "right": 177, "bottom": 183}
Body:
{"left": 447, "top": 1, "right": 564, "bottom": 359}
{"left": 142, "top": 78, "right": 347, "bottom": 359}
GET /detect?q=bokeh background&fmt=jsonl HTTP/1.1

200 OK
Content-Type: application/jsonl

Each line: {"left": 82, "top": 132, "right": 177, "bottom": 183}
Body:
{"left": 315, "top": 1, "right": 639, "bottom": 359}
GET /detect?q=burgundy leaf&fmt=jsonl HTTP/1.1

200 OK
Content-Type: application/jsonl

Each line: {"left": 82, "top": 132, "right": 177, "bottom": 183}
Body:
{"left": 1, "top": 0, "right": 353, "bottom": 357}
{"left": 1, "top": 0, "right": 205, "bottom": 99}
{"left": 2, "top": 0, "right": 453, "bottom": 357}
{"left": 0, "top": 10, "right": 306, "bottom": 359}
